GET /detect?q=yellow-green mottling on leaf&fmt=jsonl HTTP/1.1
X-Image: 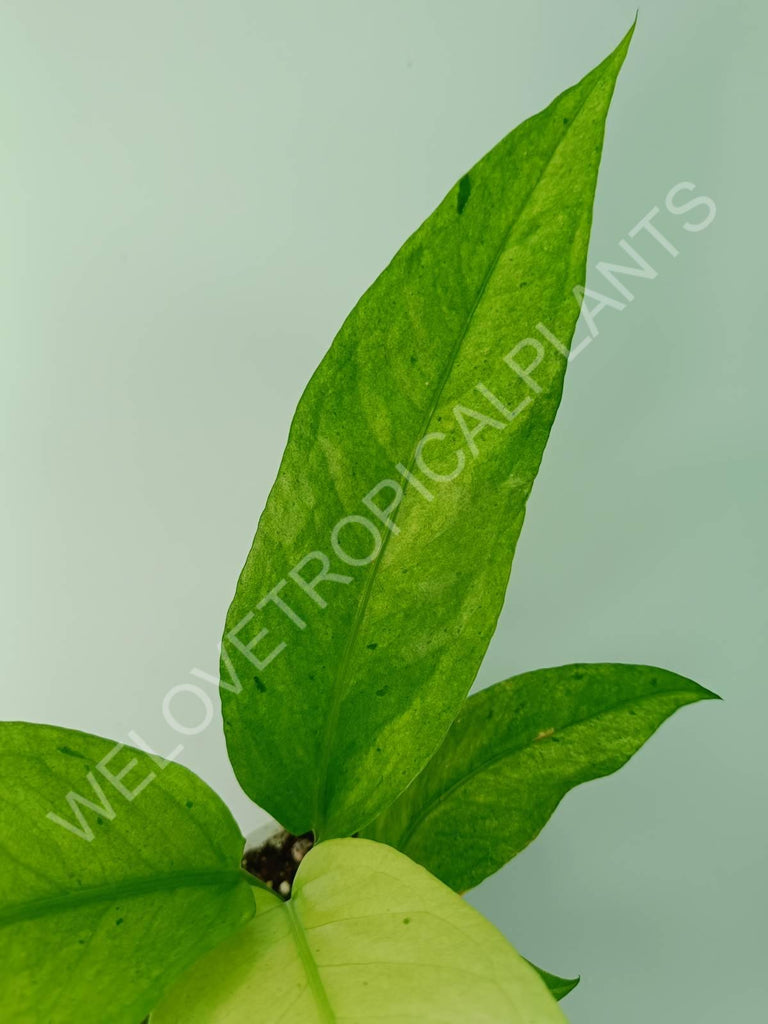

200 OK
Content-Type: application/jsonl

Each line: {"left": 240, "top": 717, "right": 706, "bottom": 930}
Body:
{"left": 221, "top": 25, "right": 635, "bottom": 842}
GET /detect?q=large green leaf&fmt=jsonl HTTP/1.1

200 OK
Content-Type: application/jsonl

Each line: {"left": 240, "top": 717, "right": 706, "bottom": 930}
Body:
{"left": 364, "top": 664, "right": 718, "bottom": 891}
{"left": 221, "top": 26, "right": 635, "bottom": 840}
{"left": 151, "top": 837, "right": 566, "bottom": 1023}
{"left": 0, "top": 722, "right": 256, "bottom": 1024}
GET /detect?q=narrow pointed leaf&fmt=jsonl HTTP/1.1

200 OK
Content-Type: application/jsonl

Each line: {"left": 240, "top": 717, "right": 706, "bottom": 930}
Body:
{"left": 221, "top": 26, "right": 635, "bottom": 840}
{"left": 364, "top": 664, "right": 718, "bottom": 891}
{"left": 151, "top": 838, "right": 566, "bottom": 1023}
{"left": 0, "top": 723, "right": 256, "bottom": 1024}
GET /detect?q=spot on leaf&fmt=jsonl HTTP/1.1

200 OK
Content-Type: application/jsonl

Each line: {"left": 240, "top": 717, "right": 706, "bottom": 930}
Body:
{"left": 534, "top": 728, "right": 555, "bottom": 742}
{"left": 457, "top": 173, "right": 471, "bottom": 214}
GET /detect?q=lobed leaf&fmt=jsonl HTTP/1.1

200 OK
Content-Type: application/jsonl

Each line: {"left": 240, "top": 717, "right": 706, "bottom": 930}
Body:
{"left": 221, "top": 26, "right": 635, "bottom": 840}
{"left": 151, "top": 837, "right": 566, "bottom": 1023}
{"left": 0, "top": 722, "right": 256, "bottom": 1024}
{"left": 363, "top": 664, "right": 719, "bottom": 891}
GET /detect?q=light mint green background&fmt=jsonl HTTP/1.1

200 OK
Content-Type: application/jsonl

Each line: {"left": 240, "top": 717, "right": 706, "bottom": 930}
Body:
{"left": 1, "top": 2, "right": 765, "bottom": 1021}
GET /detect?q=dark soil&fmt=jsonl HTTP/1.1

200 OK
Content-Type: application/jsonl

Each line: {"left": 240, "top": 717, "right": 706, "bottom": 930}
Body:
{"left": 242, "top": 829, "right": 314, "bottom": 899}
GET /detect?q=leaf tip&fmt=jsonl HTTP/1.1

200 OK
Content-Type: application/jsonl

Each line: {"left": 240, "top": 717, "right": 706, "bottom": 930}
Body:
{"left": 681, "top": 675, "right": 722, "bottom": 704}
{"left": 699, "top": 685, "right": 723, "bottom": 703}
{"left": 618, "top": 15, "right": 638, "bottom": 58}
{"left": 586, "top": 14, "right": 636, "bottom": 95}
{"left": 561, "top": 974, "right": 581, "bottom": 999}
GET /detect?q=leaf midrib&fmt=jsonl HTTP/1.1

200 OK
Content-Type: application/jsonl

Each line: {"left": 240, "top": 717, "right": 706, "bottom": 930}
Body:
{"left": 311, "top": 74, "right": 607, "bottom": 837}
{"left": 0, "top": 867, "right": 252, "bottom": 928}
{"left": 284, "top": 898, "right": 336, "bottom": 1023}
{"left": 396, "top": 686, "right": 703, "bottom": 852}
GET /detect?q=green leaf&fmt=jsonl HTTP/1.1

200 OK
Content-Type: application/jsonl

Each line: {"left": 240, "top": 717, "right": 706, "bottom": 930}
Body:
{"left": 0, "top": 722, "right": 256, "bottom": 1024}
{"left": 221, "top": 25, "right": 635, "bottom": 841}
{"left": 528, "top": 961, "right": 580, "bottom": 1001}
{"left": 151, "top": 837, "right": 566, "bottom": 1023}
{"left": 364, "top": 664, "right": 719, "bottom": 891}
